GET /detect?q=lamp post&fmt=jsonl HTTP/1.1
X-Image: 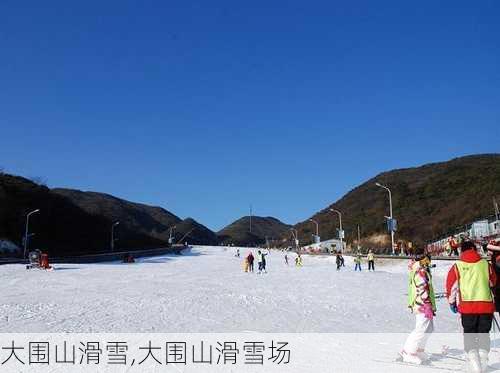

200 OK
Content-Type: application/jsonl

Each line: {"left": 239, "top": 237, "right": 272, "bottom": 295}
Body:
{"left": 168, "top": 225, "right": 176, "bottom": 245}
{"left": 290, "top": 228, "right": 299, "bottom": 250}
{"left": 111, "top": 221, "right": 120, "bottom": 252}
{"left": 329, "top": 209, "right": 343, "bottom": 253}
{"left": 309, "top": 219, "right": 319, "bottom": 243}
{"left": 375, "top": 182, "right": 395, "bottom": 255}
{"left": 23, "top": 209, "right": 40, "bottom": 258}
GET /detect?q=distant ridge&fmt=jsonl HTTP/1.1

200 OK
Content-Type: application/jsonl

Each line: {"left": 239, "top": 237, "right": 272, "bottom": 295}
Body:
{"left": 218, "top": 216, "right": 291, "bottom": 246}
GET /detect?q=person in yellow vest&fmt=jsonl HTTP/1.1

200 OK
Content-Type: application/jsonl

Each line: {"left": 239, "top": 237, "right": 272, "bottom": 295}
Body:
{"left": 367, "top": 250, "right": 375, "bottom": 271}
{"left": 446, "top": 240, "right": 497, "bottom": 373}
{"left": 295, "top": 254, "right": 303, "bottom": 267}
{"left": 400, "top": 250, "right": 436, "bottom": 365}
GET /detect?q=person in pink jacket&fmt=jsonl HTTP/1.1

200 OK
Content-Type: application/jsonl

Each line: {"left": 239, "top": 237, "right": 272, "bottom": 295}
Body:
{"left": 400, "top": 251, "right": 436, "bottom": 365}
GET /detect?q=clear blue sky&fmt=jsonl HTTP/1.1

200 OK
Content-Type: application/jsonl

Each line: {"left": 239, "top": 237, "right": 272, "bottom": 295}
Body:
{"left": 1, "top": 0, "right": 499, "bottom": 231}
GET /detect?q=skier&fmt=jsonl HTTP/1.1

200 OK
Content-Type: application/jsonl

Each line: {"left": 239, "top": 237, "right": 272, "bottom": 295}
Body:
{"left": 354, "top": 253, "right": 362, "bottom": 271}
{"left": 247, "top": 252, "right": 254, "bottom": 273}
{"left": 284, "top": 254, "right": 289, "bottom": 265}
{"left": 261, "top": 249, "right": 269, "bottom": 273}
{"left": 257, "top": 250, "right": 268, "bottom": 274}
{"left": 400, "top": 250, "right": 436, "bottom": 365}
{"left": 446, "top": 240, "right": 496, "bottom": 373}
{"left": 367, "top": 250, "right": 375, "bottom": 271}
{"left": 335, "top": 251, "right": 342, "bottom": 271}
{"left": 236, "top": 248, "right": 240, "bottom": 258}
{"left": 295, "top": 254, "right": 303, "bottom": 267}
{"left": 448, "top": 236, "right": 460, "bottom": 256}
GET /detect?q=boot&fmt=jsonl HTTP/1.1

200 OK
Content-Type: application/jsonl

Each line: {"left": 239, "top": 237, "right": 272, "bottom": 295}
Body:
{"left": 478, "top": 349, "right": 489, "bottom": 373}
{"left": 467, "top": 350, "right": 481, "bottom": 373}
{"left": 416, "top": 349, "right": 430, "bottom": 362}
{"left": 401, "top": 351, "right": 423, "bottom": 365}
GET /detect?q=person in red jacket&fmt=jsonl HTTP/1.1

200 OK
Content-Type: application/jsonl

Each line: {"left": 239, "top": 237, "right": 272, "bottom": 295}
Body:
{"left": 446, "top": 240, "right": 497, "bottom": 373}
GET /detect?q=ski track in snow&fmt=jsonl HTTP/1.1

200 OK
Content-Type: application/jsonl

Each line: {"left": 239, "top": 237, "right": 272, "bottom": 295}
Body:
{"left": 0, "top": 246, "right": 459, "bottom": 334}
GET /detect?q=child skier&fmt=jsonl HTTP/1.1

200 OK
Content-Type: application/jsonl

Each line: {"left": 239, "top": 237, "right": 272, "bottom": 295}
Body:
{"left": 446, "top": 240, "right": 496, "bottom": 373}
{"left": 400, "top": 250, "right": 436, "bottom": 365}
{"left": 354, "top": 253, "right": 362, "bottom": 271}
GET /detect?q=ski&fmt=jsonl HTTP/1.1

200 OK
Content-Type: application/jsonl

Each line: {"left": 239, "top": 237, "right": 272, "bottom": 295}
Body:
{"left": 374, "top": 359, "right": 462, "bottom": 372}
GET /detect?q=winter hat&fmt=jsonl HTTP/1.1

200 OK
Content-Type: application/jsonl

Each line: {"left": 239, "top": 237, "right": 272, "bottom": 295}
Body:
{"left": 461, "top": 240, "right": 477, "bottom": 252}
{"left": 413, "top": 248, "right": 426, "bottom": 262}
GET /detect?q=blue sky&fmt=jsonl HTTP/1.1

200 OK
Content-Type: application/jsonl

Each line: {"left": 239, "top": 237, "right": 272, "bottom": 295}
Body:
{"left": 1, "top": 0, "right": 499, "bottom": 231}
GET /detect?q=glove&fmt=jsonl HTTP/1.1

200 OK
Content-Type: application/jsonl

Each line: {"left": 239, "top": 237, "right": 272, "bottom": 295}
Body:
{"left": 449, "top": 303, "right": 458, "bottom": 314}
{"left": 422, "top": 303, "right": 434, "bottom": 320}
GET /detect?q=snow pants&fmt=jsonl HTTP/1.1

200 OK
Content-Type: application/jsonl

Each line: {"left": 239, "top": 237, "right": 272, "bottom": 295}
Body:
{"left": 368, "top": 260, "right": 375, "bottom": 271}
{"left": 461, "top": 314, "right": 493, "bottom": 352}
{"left": 403, "top": 313, "right": 434, "bottom": 355}
{"left": 354, "top": 263, "right": 361, "bottom": 271}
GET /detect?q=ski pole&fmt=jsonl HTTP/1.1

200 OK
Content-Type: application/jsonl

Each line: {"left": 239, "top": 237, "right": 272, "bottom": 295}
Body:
{"left": 493, "top": 314, "right": 500, "bottom": 331}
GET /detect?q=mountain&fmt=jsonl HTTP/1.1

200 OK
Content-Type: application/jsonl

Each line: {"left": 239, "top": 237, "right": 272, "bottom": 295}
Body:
{"left": 218, "top": 216, "right": 291, "bottom": 246}
{"left": 291, "top": 154, "right": 500, "bottom": 251}
{"left": 52, "top": 189, "right": 219, "bottom": 246}
{"left": 0, "top": 174, "right": 164, "bottom": 257}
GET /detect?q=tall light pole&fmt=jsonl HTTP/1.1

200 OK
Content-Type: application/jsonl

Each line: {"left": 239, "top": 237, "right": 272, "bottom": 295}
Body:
{"left": 329, "top": 209, "right": 343, "bottom": 253}
{"left": 168, "top": 225, "right": 176, "bottom": 245}
{"left": 290, "top": 228, "right": 299, "bottom": 250}
{"left": 23, "top": 209, "right": 40, "bottom": 258}
{"left": 309, "top": 219, "right": 319, "bottom": 243}
{"left": 375, "top": 182, "right": 395, "bottom": 255}
{"left": 111, "top": 221, "right": 120, "bottom": 252}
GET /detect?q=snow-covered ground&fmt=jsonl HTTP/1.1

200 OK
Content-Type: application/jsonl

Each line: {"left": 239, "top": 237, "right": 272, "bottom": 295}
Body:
{"left": 0, "top": 245, "right": 457, "bottom": 333}
{"left": 1, "top": 246, "right": 500, "bottom": 372}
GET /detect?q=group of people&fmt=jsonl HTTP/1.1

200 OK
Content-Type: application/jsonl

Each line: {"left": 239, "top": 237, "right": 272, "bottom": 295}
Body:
{"left": 335, "top": 250, "right": 376, "bottom": 271}
{"left": 402, "top": 239, "right": 500, "bottom": 373}
{"left": 242, "top": 249, "right": 269, "bottom": 274}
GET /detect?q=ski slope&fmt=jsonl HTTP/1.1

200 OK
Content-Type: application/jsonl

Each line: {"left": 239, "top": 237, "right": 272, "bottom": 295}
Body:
{"left": 0, "top": 246, "right": 459, "bottom": 333}
{"left": 2, "top": 246, "right": 500, "bottom": 372}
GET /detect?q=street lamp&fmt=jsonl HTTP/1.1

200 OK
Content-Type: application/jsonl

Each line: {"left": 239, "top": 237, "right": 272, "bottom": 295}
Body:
{"left": 375, "top": 182, "right": 395, "bottom": 255}
{"left": 329, "top": 209, "right": 344, "bottom": 253}
{"left": 111, "top": 221, "right": 120, "bottom": 252}
{"left": 309, "top": 219, "right": 319, "bottom": 242}
{"left": 290, "top": 228, "right": 299, "bottom": 249}
{"left": 23, "top": 209, "right": 40, "bottom": 258}
{"left": 168, "top": 225, "right": 176, "bottom": 245}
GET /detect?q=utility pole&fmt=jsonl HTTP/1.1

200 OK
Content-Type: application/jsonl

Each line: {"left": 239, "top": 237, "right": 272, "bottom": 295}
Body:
{"left": 494, "top": 197, "right": 499, "bottom": 221}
